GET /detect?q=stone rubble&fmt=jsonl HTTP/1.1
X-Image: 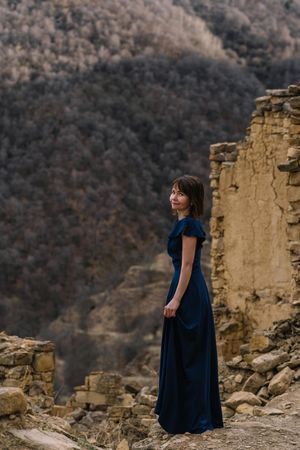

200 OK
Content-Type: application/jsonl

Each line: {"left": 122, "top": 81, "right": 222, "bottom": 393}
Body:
{"left": 0, "top": 331, "right": 55, "bottom": 411}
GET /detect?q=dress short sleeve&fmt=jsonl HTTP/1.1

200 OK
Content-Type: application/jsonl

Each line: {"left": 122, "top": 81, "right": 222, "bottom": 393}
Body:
{"left": 168, "top": 217, "right": 206, "bottom": 243}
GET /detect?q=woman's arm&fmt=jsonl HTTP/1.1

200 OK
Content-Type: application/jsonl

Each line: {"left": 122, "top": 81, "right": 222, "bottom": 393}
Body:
{"left": 164, "top": 235, "right": 197, "bottom": 318}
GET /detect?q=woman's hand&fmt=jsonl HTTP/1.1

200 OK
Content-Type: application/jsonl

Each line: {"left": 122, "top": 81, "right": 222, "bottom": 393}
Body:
{"left": 164, "top": 297, "right": 181, "bottom": 318}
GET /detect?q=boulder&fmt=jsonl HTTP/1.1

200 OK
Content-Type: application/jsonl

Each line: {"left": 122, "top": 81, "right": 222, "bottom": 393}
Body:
{"left": 224, "top": 391, "right": 262, "bottom": 410}
{"left": 268, "top": 366, "right": 295, "bottom": 396}
{"left": 251, "top": 351, "right": 289, "bottom": 373}
{"left": 0, "top": 387, "right": 27, "bottom": 416}
{"left": 249, "top": 335, "right": 275, "bottom": 353}
{"left": 9, "top": 429, "right": 81, "bottom": 450}
{"left": 235, "top": 403, "right": 254, "bottom": 415}
{"left": 253, "top": 406, "right": 284, "bottom": 416}
{"left": 242, "top": 372, "right": 266, "bottom": 393}
{"left": 116, "top": 439, "right": 130, "bottom": 450}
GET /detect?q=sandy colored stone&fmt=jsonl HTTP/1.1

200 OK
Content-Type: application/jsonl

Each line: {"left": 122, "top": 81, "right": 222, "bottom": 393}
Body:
{"left": 253, "top": 406, "right": 284, "bottom": 416}
{"left": 75, "top": 390, "right": 106, "bottom": 405}
{"left": 242, "top": 372, "right": 266, "bottom": 393}
{"left": 118, "top": 392, "right": 135, "bottom": 407}
{"left": 132, "top": 403, "right": 152, "bottom": 415}
{"left": 268, "top": 366, "right": 295, "bottom": 396}
{"left": 0, "top": 387, "right": 27, "bottom": 416}
{"left": 235, "top": 403, "right": 254, "bottom": 414}
{"left": 33, "top": 352, "right": 55, "bottom": 372}
{"left": 139, "top": 393, "right": 157, "bottom": 407}
{"left": 116, "top": 439, "right": 130, "bottom": 450}
{"left": 9, "top": 429, "right": 80, "bottom": 450}
{"left": 251, "top": 352, "right": 289, "bottom": 373}
{"left": 224, "top": 391, "right": 262, "bottom": 409}
{"left": 107, "top": 405, "right": 132, "bottom": 418}
{"left": 51, "top": 405, "right": 74, "bottom": 418}
{"left": 249, "top": 335, "right": 274, "bottom": 353}
{"left": 221, "top": 405, "right": 235, "bottom": 418}
{"left": 209, "top": 85, "right": 300, "bottom": 361}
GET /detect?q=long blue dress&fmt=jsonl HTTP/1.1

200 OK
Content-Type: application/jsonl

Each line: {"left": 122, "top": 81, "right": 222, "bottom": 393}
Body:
{"left": 154, "top": 215, "right": 224, "bottom": 434}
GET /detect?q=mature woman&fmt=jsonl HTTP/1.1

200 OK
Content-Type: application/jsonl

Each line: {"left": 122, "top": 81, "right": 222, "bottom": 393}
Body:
{"left": 154, "top": 174, "right": 224, "bottom": 434}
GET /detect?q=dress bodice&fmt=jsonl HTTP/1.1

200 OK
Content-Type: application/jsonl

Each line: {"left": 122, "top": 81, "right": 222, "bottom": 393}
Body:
{"left": 167, "top": 215, "right": 206, "bottom": 271}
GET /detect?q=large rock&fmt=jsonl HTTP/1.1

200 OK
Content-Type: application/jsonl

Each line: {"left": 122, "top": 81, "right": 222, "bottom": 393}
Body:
{"left": 235, "top": 403, "right": 254, "bottom": 415}
{"left": 0, "top": 387, "right": 27, "bottom": 416}
{"left": 253, "top": 406, "right": 284, "bottom": 416}
{"left": 9, "top": 429, "right": 81, "bottom": 450}
{"left": 249, "top": 335, "right": 275, "bottom": 353}
{"left": 242, "top": 372, "right": 266, "bottom": 393}
{"left": 251, "top": 351, "right": 289, "bottom": 373}
{"left": 116, "top": 439, "right": 130, "bottom": 450}
{"left": 33, "top": 352, "right": 55, "bottom": 372}
{"left": 74, "top": 390, "right": 106, "bottom": 405}
{"left": 224, "top": 391, "right": 262, "bottom": 410}
{"left": 268, "top": 366, "right": 295, "bottom": 396}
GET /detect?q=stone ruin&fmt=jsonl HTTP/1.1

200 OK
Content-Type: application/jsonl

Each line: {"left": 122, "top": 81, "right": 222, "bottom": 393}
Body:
{"left": 209, "top": 82, "right": 300, "bottom": 361}
{"left": 0, "top": 331, "right": 55, "bottom": 411}
{"left": 0, "top": 312, "right": 299, "bottom": 448}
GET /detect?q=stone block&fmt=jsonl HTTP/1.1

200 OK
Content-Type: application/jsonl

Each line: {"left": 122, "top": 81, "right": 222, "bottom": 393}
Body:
{"left": 118, "top": 393, "right": 135, "bottom": 407}
{"left": 140, "top": 418, "right": 156, "bottom": 427}
{"left": 138, "top": 393, "right": 157, "bottom": 408}
{"left": 253, "top": 406, "right": 284, "bottom": 416}
{"left": 288, "top": 241, "right": 300, "bottom": 255}
{"left": 289, "top": 96, "right": 300, "bottom": 108}
{"left": 75, "top": 390, "right": 106, "bottom": 405}
{"left": 287, "top": 186, "right": 300, "bottom": 202}
{"left": 51, "top": 405, "right": 74, "bottom": 418}
{"left": 6, "top": 365, "right": 32, "bottom": 380}
{"left": 87, "top": 371, "right": 122, "bottom": 393}
{"left": 107, "top": 405, "right": 132, "bottom": 418}
{"left": 286, "top": 225, "right": 300, "bottom": 241}
{"left": 116, "top": 439, "right": 130, "bottom": 450}
{"left": 224, "top": 391, "right": 262, "bottom": 409}
{"left": 33, "top": 352, "right": 54, "bottom": 372}
{"left": 221, "top": 405, "right": 235, "bottom": 418}
{"left": 242, "top": 372, "right": 266, "bottom": 393}
{"left": 235, "top": 403, "right": 254, "bottom": 415}
{"left": 268, "top": 366, "right": 295, "bottom": 396}
{"left": 251, "top": 351, "right": 289, "bottom": 373}
{"left": 2, "top": 379, "right": 22, "bottom": 388}
{"left": 249, "top": 335, "right": 275, "bottom": 353}
{"left": 0, "top": 387, "right": 27, "bottom": 416}
{"left": 289, "top": 171, "right": 300, "bottom": 186}
{"left": 132, "top": 404, "right": 152, "bottom": 416}
{"left": 41, "top": 371, "right": 54, "bottom": 382}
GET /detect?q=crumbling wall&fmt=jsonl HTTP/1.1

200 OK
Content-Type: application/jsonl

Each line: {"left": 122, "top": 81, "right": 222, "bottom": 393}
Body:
{"left": 210, "top": 83, "right": 300, "bottom": 360}
{"left": 0, "top": 332, "right": 55, "bottom": 409}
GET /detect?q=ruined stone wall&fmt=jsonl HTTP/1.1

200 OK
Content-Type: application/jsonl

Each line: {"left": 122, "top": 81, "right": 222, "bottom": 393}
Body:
{"left": 210, "top": 83, "right": 300, "bottom": 360}
{"left": 0, "top": 332, "right": 55, "bottom": 409}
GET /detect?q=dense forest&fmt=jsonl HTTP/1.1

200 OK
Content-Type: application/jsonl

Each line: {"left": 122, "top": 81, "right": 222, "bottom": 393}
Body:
{"left": 0, "top": 0, "right": 299, "bottom": 389}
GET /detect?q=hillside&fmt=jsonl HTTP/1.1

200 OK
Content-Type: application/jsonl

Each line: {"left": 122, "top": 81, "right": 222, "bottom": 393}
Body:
{"left": 0, "top": 0, "right": 299, "bottom": 390}
{"left": 175, "top": 0, "right": 300, "bottom": 85}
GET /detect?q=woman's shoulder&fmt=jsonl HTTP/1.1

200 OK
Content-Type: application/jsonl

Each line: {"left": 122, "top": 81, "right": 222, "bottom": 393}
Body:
{"left": 168, "top": 215, "right": 206, "bottom": 240}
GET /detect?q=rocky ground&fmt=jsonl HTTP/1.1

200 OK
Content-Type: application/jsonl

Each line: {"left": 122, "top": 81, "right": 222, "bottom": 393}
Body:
{"left": 0, "top": 380, "right": 299, "bottom": 450}
{"left": 1, "top": 313, "right": 299, "bottom": 449}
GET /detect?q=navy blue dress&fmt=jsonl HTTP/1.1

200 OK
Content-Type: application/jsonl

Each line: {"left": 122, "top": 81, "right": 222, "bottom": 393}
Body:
{"left": 154, "top": 215, "right": 224, "bottom": 434}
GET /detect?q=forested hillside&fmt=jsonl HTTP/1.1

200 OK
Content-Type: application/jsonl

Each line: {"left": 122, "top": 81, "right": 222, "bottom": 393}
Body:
{"left": 176, "top": 0, "right": 300, "bottom": 85}
{"left": 0, "top": 0, "right": 299, "bottom": 387}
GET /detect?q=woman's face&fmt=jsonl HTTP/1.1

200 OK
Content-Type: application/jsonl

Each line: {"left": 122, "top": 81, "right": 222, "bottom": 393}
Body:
{"left": 169, "top": 184, "right": 191, "bottom": 212}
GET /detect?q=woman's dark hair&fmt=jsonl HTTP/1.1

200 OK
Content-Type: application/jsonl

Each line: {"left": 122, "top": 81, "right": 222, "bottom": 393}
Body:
{"left": 171, "top": 174, "right": 204, "bottom": 218}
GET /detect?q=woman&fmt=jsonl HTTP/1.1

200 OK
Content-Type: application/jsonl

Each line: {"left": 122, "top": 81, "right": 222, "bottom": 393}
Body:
{"left": 154, "top": 174, "right": 224, "bottom": 434}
